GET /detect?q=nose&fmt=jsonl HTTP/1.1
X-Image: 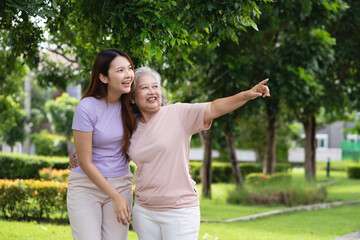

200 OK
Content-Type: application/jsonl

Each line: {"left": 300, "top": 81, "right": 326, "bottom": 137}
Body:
{"left": 148, "top": 87, "right": 155, "bottom": 94}
{"left": 125, "top": 69, "right": 133, "bottom": 78}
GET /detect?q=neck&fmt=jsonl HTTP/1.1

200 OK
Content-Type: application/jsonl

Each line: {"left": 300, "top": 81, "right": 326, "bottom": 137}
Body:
{"left": 139, "top": 109, "right": 160, "bottom": 123}
{"left": 106, "top": 91, "right": 122, "bottom": 104}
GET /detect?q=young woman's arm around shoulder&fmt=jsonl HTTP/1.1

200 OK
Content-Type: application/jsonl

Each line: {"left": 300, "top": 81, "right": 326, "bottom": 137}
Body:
{"left": 204, "top": 78, "right": 270, "bottom": 125}
{"left": 73, "top": 130, "right": 131, "bottom": 225}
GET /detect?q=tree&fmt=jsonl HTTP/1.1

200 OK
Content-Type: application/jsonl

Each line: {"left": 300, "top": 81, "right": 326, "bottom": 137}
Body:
{"left": 0, "top": 52, "right": 27, "bottom": 146}
{"left": 28, "top": 0, "right": 271, "bottom": 88}
{"left": 45, "top": 93, "right": 79, "bottom": 156}
{"left": 233, "top": 0, "right": 348, "bottom": 180}
{"left": 278, "top": 2, "right": 348, "bottom": 181}
{"left": 3, "top": 0, "right": 267, "bottom": 197}
{"left": 3, "top": 111, "right": 26, "bottom": 151}
{"left": 0, "top": 0, "right": 55, "bottom": 94}
{"left": 328, "top": 0, "right": 360, "bottom": 115}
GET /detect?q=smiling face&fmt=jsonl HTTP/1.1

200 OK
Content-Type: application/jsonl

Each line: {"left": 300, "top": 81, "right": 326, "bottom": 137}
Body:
{"left": 100, "top": 55, "right": 134, "bottom": 97}
{"left": 132, "top": 73, "right": 162, "bottom": 116}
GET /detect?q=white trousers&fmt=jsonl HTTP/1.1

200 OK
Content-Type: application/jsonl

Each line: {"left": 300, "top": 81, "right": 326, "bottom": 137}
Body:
{"left": 67, "top": 171, "right": 133, "bottom": 240}
{"left": 132, "top": 202, "right": 200, "bottom": 240}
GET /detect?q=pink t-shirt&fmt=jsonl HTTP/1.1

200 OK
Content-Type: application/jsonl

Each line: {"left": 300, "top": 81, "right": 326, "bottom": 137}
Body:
{"left": 128, "top": 102, "right": 211, "bottom": 211}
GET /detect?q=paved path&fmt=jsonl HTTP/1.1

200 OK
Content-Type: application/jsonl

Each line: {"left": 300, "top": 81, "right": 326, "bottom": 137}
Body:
{"left": 332, "top": 231, "right": 360, "bottom": 240}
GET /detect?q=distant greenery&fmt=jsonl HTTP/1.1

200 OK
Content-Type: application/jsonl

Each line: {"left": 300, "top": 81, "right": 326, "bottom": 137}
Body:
{"left": 347, "top": 165, "right": 360, "bottom": 179}
{"left": 31, "top": 130, "right": 68, "bottom": 157}
{"left": 0, "top": 152, "right": 68, "bottom": 179}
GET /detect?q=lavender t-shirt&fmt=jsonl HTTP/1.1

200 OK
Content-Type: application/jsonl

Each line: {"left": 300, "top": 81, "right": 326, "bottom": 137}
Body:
{"left": 71, "top": 97, "right": 129, "bottom": 177}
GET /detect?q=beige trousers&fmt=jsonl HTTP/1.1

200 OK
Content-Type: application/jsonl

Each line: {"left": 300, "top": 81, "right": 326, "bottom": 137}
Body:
{"left": 67, "top": 170, "right": 133, "bottom": 240}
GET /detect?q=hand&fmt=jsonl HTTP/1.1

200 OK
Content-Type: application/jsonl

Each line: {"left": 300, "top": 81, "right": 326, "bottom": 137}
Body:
{"left": 112, "top": 194, "right": 131, "bottom": 225}
{"left": 68, "top": 153, "right": 79, "bottom": 169}
{"left": 248, "top": 78, "right": 270, "bottom": 99}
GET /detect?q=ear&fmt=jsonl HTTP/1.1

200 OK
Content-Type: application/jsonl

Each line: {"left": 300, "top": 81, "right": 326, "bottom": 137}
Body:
{"left": 130, "top": 97, "right": 135, "bottom": 104}
{"left": 99, "top": 73, "right": 108, "bottom": 84}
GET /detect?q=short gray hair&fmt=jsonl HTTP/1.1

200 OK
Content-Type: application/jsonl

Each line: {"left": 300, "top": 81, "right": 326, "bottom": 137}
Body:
{"left": 131, "top": 67, "right": 167, "bottom": 115}
{"left": 134, "top": 67, "right": 161, "bottom": 88}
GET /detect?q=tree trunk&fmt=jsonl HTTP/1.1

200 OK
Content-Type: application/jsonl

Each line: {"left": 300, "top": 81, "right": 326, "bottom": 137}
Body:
{"left": 303, "top": 114, "right": 317, "bottom": 181}
{"left": 225, "top": 125, "right": 243, "bottom": 189}
{"left": 200, "top": 130, "right": 212, "bottom": 199}
{"left": 66, "top": 136, "right": 73, "bottom": 157}
{"left": 263, "top": 115, "right": 277, "bottom": 174}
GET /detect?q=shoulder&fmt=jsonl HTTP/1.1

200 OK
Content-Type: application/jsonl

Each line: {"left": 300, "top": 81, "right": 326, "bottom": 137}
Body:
{"left": 169, "top": 102, "right": 208, "bottom": 111}
{"left": 77, "top": 97, "right": 103, "bottom": 109}
{"left": 79, "top": 96, "right": 101, "bottom": 105}
{"left": 75, "top": 97, "right": 103, "bottom": 117}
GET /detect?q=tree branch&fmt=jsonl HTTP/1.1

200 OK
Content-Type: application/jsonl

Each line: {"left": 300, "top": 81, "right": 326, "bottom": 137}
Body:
{"left": 46, "top": 48, "right": 78, "bottom": 64}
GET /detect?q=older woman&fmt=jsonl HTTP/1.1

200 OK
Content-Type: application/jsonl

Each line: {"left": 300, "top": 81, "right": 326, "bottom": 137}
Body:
{"left": 128, "top": 67, "right": 269, "bottom": 240}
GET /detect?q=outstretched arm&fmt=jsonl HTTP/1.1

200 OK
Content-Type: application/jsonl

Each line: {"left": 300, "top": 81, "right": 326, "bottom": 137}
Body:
{"left": 204, "top": 78, "right": 270, "bottom": 125}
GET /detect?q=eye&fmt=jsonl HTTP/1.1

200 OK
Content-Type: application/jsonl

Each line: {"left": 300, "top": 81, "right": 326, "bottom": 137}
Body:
{"left": 117, "top": 69, "right": 123, "bottom": 72}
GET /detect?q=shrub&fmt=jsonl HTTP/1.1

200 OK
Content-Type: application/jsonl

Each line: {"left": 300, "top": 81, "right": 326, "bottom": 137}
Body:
{"left": 347, "top": 165, "right": 360, "bottom": 179}
{"left": 39, "top": 168, "right": 70, "bottom": 182}
{"left": 30, "top": 130, "right": 68, "bottom": 157}
{"left": 0, "top": 179, "right": 67, "bottom": 220}
{"left": 227, "top": 188, "right": 250, "bottom": 205}
{"left": 0, "top": 152, "right": 69, "bottom": 179}
{"left": 188, "top": 161, "right": 290, "bottom": 183}
{"left": 246, "top": 173, "right": 291, "bottom": 187}
{"left": 227, "top": 185, "right": 327, "bottom": 206}
{"left": 189, "top": 162, "right": 264, "bottom": 183}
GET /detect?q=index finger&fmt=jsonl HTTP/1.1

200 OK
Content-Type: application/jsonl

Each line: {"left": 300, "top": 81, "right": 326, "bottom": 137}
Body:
{"left": 259, "top": 78, "right": 269, "bottom": 85}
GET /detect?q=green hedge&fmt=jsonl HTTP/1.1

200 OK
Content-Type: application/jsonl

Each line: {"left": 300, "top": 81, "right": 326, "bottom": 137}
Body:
{"left": 347, "top": 165, "right": 360, "bottom": 179}
{"left": 227, "top": 185, "right": 327, "bottom": 206}
{"left": 189, "top": 161, "right": 291, "bottom": 183}
{"left": 0, "top": 179, "right": 67, "bottom": 220}
{"left": 0, "top": 152, "right": 69, "bottom": 179}
{"left": 1, "top": 152, "right": 292, "bottom": 183}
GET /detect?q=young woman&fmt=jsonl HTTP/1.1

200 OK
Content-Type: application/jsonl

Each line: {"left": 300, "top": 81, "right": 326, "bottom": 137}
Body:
{"left": 67, "top": 49, "right": 136, "bottom": 240}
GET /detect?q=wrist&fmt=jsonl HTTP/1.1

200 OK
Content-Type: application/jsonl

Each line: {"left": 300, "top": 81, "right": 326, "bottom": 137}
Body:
{"left": 241, "top": 90, "right": 252, "bottom": 100}
{"left": 109, "top": 191, "right": 121, "bottom": 200}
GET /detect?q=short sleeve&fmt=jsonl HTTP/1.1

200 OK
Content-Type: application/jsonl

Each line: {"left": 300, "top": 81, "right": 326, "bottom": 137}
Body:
{"left": 72, "top": 99, "right": 96, "bottom": 132}
{"left": 176, "top": 102, "right": 212, "bottom": 135}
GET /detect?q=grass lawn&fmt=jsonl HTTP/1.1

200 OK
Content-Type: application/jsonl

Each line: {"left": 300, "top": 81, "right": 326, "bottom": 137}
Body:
{"left": 1, "top": 168, "right": 359, "bottom": 240}
{"left": 199, "top": 204, "right": 360, "bottom": 240}
{"left": 0, "top": 220, "right": 138, "bottom": 240}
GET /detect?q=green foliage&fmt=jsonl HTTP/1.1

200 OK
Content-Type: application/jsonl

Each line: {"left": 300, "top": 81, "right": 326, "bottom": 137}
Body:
{"left": 228, "top": 183, "right": 327, "bottom": 206}
{"left": 3, "top": 113, "right": 26, "bottom": 147}
{"left": 38, "top": 168, "right": 70, "bottom": 182}
{"left": 347, "top": 165, "right": 360, "bottom": 179}
{"left": 45, "top": 93, "right": 78, "bottom": 138}
{"left": 36, "top": 54, "right": 79, "bottom": 90}
{"left": 32, "top": 0, "right": 267, "bottom": 89}
{"left": 30, "top": 130, "right": 68, "bottom": 157}
{"left": 0, "top": 96, "right": 25, "bottom": 142}
{"left": 189, "top": 162, "right": 290, "bottom": 183}
{"left": 246, "top": 173, "right": 292, "bottom": 187}
{"left": 0, "top": 179, "right": 67, "bottom": 220}
{"left": 0, "top": 152, "right": 69, "bottom": 179}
